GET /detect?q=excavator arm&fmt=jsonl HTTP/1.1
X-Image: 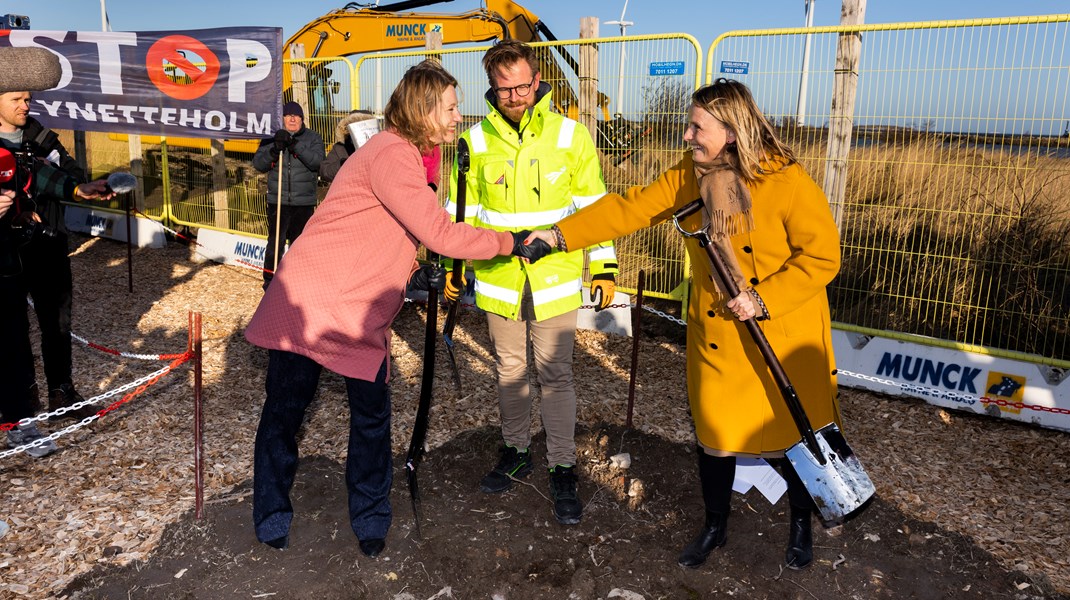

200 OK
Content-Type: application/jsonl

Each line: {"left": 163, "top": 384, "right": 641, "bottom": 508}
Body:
{"left": 284, "top": 0, "right": 610, "bottom": 120}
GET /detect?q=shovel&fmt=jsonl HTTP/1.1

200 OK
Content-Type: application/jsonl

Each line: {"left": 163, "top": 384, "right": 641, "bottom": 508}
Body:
{"left": 673, "top": 199, "right": 874, "bottom": 526}
{"left": 440, "top": 138, "right": 470, "bottom": 393}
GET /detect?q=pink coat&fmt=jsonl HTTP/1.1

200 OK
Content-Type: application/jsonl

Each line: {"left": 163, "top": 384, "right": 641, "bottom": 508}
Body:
{"left": 245, "top": 130, "right": 513, "bottom": 381}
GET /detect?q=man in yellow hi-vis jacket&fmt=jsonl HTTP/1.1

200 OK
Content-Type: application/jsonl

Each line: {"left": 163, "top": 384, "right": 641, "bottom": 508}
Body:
{"left": 446, "top": 40, "right": 617, "bottom": 526}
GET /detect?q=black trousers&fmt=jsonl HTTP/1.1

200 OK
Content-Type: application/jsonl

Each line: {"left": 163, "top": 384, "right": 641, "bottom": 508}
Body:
{"left": 253, "top": 350, "right": 393, "bottom": 544}
{"left": 20, "top": 233, "right": 75, "bottom": 391}
{"left": 263, "top": 204, "right": 314, "bottom": 285}
{"left": 0, "top": 272, "right": 36, "bottom": 422}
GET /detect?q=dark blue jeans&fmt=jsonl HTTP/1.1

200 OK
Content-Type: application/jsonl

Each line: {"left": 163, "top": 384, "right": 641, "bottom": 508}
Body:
{"left": 253, "top": 350, "right": 392, "bottom": 544}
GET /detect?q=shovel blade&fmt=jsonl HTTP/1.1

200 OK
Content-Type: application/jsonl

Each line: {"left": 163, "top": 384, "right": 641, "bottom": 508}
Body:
{"left": 786, "top": 423, "right": 875, "bottom": 526}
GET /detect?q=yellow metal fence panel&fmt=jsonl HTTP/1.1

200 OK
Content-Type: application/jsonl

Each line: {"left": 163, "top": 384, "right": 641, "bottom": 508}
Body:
{"left": 708, "top": 15, "right": 1070, "bottom": 364}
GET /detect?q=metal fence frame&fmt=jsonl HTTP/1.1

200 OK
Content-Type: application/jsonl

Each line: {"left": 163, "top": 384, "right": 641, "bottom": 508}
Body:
{"left": 707, "top": 14, "right": 1070, "bottom": 368}
{"left": 66, "top": 16, "right": 1070, "bottom": 369}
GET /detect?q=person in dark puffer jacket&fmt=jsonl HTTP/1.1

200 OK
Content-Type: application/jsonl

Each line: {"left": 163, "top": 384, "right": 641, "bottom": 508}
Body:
{"left": 252, "top": 102, "right": 324, "bottom": 290}
{"left": 320, "top": 109, "right": 377, "bottom": 184}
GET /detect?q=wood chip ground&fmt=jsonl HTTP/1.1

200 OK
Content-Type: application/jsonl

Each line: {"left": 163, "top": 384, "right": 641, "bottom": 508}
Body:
{"left": 0, "top": 234, "right": 1067, "bottom": 599}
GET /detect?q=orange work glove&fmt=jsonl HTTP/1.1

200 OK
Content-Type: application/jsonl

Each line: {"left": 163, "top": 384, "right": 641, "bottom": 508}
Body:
{"left": 590, "top": 273, "right": 616, "bottom": 312}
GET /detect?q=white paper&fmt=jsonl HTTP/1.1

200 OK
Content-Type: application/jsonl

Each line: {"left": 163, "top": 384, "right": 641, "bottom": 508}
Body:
{"left": 347, "top": 118, "right": 381, "bottom": 148}
{"left": 732, "top": 458, "right": 787, "bottom": 505}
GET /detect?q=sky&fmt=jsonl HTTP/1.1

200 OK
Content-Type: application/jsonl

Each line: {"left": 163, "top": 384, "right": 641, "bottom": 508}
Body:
{"left": 13, "top": 0, "right": 1070, "bottom": 43}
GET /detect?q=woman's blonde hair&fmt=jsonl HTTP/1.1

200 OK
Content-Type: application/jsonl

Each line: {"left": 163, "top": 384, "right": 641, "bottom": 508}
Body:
{"left": 384, "top": 60, "right": 458, "bottom": 152}
{"left": 692, "top": 78, "right": 796, "bottom": 183}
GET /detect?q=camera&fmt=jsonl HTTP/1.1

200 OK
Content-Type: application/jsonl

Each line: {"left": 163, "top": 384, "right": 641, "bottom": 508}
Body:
{"left": 1, "top": 14, "right": 30, "bottom": 30}
{"left": 0, "top": 144, "right": 59, "bottom": 276}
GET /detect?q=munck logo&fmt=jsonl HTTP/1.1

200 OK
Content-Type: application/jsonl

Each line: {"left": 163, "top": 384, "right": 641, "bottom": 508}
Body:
{"left": 545, "top": 167, "right": 566, "bottom": 185}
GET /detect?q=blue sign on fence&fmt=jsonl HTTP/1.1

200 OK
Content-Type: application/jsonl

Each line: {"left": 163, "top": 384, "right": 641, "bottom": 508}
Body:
{"left": 649, "top": 61, "right": 686, "bottom": 76}
{"left": 720, "top": 60, "right": 750, "bottom": 75}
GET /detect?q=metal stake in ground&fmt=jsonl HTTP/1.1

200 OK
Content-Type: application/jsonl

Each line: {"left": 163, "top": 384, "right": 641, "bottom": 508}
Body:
{"left": 626, "top": 269, "right": 645, "bottom": 429}
{"left": 441, "top": 138, "right": 469, "bottom": 392}
{"left": 672, "top": 199, "right": 875, "bottom": 525}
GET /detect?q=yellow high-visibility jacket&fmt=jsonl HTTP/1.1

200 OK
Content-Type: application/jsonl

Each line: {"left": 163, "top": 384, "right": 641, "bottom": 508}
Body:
{"left": 447, "top": 85, "right": 617, "bottom": 321}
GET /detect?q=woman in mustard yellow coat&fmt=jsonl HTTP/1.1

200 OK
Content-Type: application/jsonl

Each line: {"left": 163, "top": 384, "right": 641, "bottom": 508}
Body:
{"left": 528, "top": 79, "right": 841, "bottom": 570}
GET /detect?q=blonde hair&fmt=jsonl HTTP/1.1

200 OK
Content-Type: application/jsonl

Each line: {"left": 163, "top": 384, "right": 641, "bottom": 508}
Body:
{"left": 383, "top": 60, "right": 458, "bottom": 152}
{"left": 692, "top": 78, "right": 796, "bottom": 184}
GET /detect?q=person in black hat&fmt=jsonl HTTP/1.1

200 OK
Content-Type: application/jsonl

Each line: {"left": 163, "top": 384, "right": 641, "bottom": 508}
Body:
{"left": 252, "top": 101, "right": 325, "bottom": 290}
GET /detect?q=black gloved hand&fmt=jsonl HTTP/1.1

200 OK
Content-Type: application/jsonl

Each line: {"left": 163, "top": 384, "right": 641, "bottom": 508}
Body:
{"left": 273, "top": 129, "right": 291, "bottom": 153}
{"left": 409, "top": 263, "right": 447, "bottom": 293}
{"left": 511, "top": 230, "right": 552, "bottom": 263}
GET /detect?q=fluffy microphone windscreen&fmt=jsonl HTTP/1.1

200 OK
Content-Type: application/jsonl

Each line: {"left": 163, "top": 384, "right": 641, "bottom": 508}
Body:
{"left": 0, "top": 46, "right": 62, "bottom": 93}
{"left": 0, "top": 148, "right": 16, "bottom": 183}
{"left": 106, "top": 172, "right": 137, "bottom": 194}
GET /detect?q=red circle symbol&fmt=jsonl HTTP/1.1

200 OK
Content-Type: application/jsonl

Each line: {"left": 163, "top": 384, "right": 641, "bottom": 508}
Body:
{"left": 146, "top": 35, "right": 220, "bottom": 100}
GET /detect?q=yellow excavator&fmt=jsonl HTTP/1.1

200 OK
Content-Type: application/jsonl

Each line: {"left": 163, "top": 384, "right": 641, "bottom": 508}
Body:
{"left": 135, "top": 0, "right": 611, "bottom": 153}
{"left": 284, "top": 0, "right": 612, "bottom": 122}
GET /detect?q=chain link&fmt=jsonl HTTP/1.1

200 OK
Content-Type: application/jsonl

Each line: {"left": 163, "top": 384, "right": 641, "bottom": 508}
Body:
{"left": 979, "top": 397, "right": 1070, "bottom": 415}
{"left": 641, "top": 304, "right": 687, "bottom": 327}
{"left": 0, "top": 355, "right": 191, "bottom": 460}
{"left": 837, "top": 369, "right": 1070, "bottom": 414}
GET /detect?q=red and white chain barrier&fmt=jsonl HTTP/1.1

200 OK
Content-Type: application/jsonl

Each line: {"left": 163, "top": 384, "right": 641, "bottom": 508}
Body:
{"left": 837, "top": 368, "right": 1070, "bottom": 416}
{"left": 72, "top": 332, "right": 190, "bottom": 361}
{"left": 0, "top": 353, "right": 192, "bottom": 459}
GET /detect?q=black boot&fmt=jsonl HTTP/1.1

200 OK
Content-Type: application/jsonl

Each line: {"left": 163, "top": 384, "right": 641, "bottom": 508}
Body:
{"left": 785, "top": 505, "right": 813, "bottom": 570}
{"left": 678, "top": 510, "right": 728, "bottom": 568}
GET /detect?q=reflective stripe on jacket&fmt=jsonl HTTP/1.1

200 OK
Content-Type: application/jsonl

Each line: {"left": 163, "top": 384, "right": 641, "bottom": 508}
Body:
{"left": 447, "top": 85, "right": 616, "bottom": 321}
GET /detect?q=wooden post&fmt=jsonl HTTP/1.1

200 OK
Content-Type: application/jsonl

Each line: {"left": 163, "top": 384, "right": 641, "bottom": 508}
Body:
{"left": 578, "top": 17, "right": 599, "bottom": 137}
{"left": 73, "top": 131, "right": 88, "bottom": 179}
{"left": 210, "top": 139, "right": 229, "bottom": 229}
{"left": 289, "top": 43, "right": 310, "bottom": 117}
{"left": 127, "top": 134, "right": 145, "bottom": 212}
{"left": 823, "top": 0, "right": 867, "bottom": 228}
{"left": 425, "top": 29, "right": 443, "bottom": 56}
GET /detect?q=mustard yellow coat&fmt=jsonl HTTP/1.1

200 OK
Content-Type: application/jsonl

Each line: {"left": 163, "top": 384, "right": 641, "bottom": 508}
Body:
{"left": 557, "top": 154, "right": 841, "bottom": 455}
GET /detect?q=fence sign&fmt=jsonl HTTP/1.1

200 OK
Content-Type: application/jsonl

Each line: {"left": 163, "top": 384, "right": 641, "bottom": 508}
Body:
{"left": 1, "top": 27, "right": 282, "bottom": 138}
{"left": 648, "top": 61, "right": 685, "bottom": 76}
{"left": 720, "top": 60, "right": 750, "bottom": 74}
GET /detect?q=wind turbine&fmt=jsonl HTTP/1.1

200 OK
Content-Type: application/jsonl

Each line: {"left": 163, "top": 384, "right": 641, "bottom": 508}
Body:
{"left": 606, "top": 0, "right": 633, "bottom": 119}
{"left": 100, "top": 0, "right": 111, "bottom": 31}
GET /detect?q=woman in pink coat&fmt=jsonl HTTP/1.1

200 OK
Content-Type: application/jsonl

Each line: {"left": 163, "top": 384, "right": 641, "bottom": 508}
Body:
{"left": 245, "top": 60, "right": 548, "bottom": 557}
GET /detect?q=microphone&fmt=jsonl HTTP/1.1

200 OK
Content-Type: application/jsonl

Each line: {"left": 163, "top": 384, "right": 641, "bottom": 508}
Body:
{"left": 0, "top": 47, "right": 62, "bottom": 93}
{"left": 106, "top": 172, "right": 137, "bottom": 194}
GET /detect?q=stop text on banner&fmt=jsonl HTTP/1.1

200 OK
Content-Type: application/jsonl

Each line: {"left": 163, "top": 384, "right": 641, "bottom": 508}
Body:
{"left": 1, "top": 27, "right": 282, "bottom": 139}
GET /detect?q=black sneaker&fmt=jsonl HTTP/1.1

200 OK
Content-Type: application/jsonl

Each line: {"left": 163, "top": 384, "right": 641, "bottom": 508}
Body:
{"left": 479, "top": 445, "right": 533, "bottom": 493}
{"left": 549, "top": 465, "right": 582, "bottom": 525}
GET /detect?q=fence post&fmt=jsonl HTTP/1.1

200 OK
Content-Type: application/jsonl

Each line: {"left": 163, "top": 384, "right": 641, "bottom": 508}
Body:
{"left": 211, "top": 139, "right": 229, "bottom": 229}
{"left": 822, "top": 0, "right": 867, "bottom": 227}
{"left": 127, "top": 134, "right": 145, "bottom": 212}
{"left": 425, "top": 29, "right": 443, "bottom": 55}
{"left": 289, "top": 43, "right": 310, "bottom": 115}
{"left": 74, "top": 131, "right": 88, "bottom": 179}
{"left": 578, "top": 17, "right": 599, "bottom": 138}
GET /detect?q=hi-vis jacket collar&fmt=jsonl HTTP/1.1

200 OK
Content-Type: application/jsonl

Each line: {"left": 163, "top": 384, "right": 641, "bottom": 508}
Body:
{"left": 483, "top": 81, "right": 553, "bottom": 136}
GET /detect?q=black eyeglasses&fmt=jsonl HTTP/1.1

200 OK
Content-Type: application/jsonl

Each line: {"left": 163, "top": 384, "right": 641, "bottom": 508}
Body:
{"left": 493, "top": 76, "right": 536, "bottom": 100}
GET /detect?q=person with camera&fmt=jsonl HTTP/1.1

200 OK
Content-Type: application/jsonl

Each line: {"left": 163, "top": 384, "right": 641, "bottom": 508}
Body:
{"left": 252, "top": 102, "right": 325, "bottom": 290}
{"left": 0, "top": 145, "right": 111, "bottom": 458}
{"left": 0, "top": 89, "right": 101, "bottom": 442}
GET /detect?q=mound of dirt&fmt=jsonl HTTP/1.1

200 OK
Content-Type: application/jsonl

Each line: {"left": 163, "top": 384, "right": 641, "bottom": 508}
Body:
{"left": 65, "top": 425, "right": 1050, "bottom": 600}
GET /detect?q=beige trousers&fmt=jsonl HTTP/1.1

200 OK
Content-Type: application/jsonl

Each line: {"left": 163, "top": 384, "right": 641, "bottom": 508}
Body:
{"left": 485, "top": 309, "right": 578, "bottom": 467}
